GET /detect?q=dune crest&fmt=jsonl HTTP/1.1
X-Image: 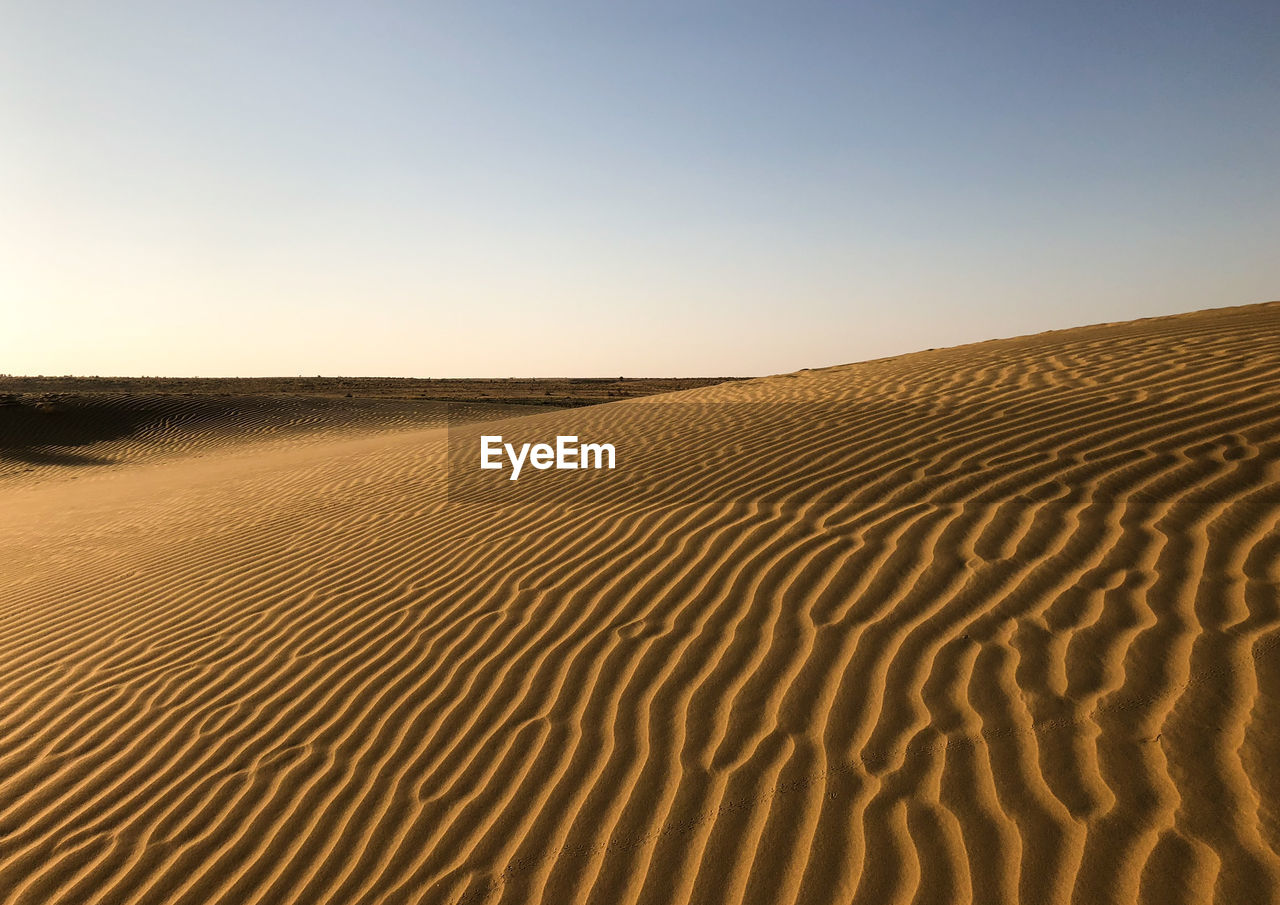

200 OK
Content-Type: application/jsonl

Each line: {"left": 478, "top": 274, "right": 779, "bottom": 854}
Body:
{"left": 2, "top": 302, "right": 1279, "bottom": 905}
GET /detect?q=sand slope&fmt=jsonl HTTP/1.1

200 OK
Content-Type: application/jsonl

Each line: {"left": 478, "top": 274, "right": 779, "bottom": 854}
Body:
{"left": 1, "top": 302, "right": 1279, "bottom": 905}
{"left": 0, "top": 394, "right": 536, "bottom": 486}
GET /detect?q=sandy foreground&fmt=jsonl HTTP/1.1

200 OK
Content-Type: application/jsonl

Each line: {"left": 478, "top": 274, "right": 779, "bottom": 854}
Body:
{"left": 2, "top": 303, "right": 1279, "bottom": 905}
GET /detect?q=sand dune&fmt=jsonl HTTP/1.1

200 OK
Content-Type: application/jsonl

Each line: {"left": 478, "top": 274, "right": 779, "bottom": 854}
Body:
{"left": 0, "top": 394, "right": 537, "bottom": 486}
{"left": 2, "top": 302, "right": 1279, "bottom": 905}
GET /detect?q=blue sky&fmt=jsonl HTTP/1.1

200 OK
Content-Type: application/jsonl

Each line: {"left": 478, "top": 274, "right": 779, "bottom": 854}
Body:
{"left": 2, "top": 1, "right": 1276, "bottom": 376}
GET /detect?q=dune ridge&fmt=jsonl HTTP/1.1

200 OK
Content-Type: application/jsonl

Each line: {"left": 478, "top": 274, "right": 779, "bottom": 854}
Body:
{"left": 1, "top": 302, "right": 1279, "bottom": 904}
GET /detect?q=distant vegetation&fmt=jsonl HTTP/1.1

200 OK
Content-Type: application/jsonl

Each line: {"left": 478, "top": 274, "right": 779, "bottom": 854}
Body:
{"left": 0, "top": 375, "right": 741, "bottom": 408}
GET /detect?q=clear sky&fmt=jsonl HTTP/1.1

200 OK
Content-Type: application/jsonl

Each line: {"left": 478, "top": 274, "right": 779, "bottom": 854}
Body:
{"left": 2, "top": 1, "right": 1276, "bottom": 377}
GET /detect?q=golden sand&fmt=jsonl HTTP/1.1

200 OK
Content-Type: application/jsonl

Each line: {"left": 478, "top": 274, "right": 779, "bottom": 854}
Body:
{"left": 1, "top": 302, "right": 1278, "bottom": 904}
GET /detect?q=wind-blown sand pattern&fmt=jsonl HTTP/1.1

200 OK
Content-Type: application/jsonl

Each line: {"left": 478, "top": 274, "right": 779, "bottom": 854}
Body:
{"left": 2, "top": 302, "right": 1279, "bottom": 905}
{"left": 0, "top": 395, "right": 533, "bottom": 485}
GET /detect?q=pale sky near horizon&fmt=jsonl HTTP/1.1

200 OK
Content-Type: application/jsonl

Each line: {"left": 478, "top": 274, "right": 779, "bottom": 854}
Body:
{"left": 2, "top": 1, "right": 1277, "bottom": 378}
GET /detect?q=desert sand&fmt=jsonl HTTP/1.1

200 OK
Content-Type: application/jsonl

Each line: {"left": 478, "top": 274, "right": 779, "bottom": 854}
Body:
{"left": 1, "top": 302, "right": 1279, "bottom": 905}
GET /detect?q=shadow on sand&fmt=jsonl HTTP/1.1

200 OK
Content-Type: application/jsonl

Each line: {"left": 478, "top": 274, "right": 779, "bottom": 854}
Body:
{"left": 0, "top": 397, "right": 144, "bottom": 469}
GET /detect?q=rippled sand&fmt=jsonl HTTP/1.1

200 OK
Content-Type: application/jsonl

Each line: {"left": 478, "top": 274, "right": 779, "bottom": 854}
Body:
{"left": 2, "top": 302, "right": 1278, "bottom": 905}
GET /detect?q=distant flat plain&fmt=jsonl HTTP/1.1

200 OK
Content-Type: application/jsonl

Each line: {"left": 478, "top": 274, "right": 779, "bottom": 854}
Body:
{"left": 0, "top": 375, "right": 738, "bottom": 407}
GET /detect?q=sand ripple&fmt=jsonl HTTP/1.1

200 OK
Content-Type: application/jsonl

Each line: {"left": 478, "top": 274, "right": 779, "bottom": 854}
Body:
{"left": 1, "top": 303, "right": 1278, "bottom": 904}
